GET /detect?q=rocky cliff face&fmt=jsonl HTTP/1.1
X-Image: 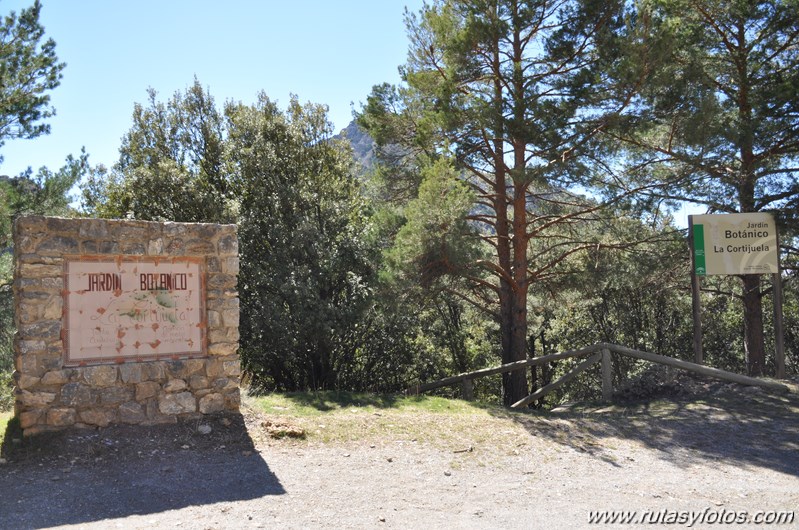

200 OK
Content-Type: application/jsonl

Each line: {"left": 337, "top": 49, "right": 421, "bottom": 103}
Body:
{"left": 336, "top": 120, "right": 376, "bottom": 173}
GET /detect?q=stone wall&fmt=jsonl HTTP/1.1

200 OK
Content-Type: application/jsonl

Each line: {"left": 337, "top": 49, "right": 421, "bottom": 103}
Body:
{"left": 13, "top": 216, "right": 240, "bottom": 436}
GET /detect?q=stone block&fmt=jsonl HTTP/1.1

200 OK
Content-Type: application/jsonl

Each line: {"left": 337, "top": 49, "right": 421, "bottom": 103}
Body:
{"left": 78, "top": 219, "right": 109, "bottom": 238}
{"left": 19, "top": 319, "right": 61, "bottom": 339}
{"left": 218, "top": 234, "right": 238, "bottom": 255}
{"left": 165, "top": 360, "right": 186, "bottom": 378}
{"left": 135, "top": 381, "right": 161, "bottom": 401}
{"left": 36, "top": 235, "right": 79, "bottom": 255}
{"left": 183, "top": 359, "right": 205, "bottom": 376}
{"left": 208, "top": 342, "right": 238, "bottom": 356}
{"left": 18, "top": 263, "right": 63, "bottom": 279}
{"left": 43, "top": 296, "right": 63, "bottom": 320}
{"left": 207, "top": 310, "right": 222, "bottom": 328}
{"left": 121, "top": 242, "right": 146, "bottom": 255}
{"left": 185, "top": 239, "right": 215, "bottom": 254}
{"left": 98, "top": 386, "right": 134, "bottom": 405}
{"left": 221, "top": 308, "right": 240, "bottom": 327}
{"left": 145, "top": 398, "right": 160, "bottom": 420}
{"left": 17, "top": 339, "right": 47, "bottom": 355}
{"left": 142, "top": 362, "right": 166, "bottom": 382}
{"left": 166, "top": 239, "right": 185, "bottom": 253}
{"left": 17, "top": 390, "right": 56, "bottom": 407}
{"left": 212, "top": 377, "right": 237, "bottom": 392}
{"left": 119, "top": 401, "right": 146, "bottom": 424}
{"left": 162, "top": 222, "right": 187, "bottom": 237}
{"left": 60, "top": 383, "right": 92, "bottom": 406}
{"left": 16, "top": 373, "right": 41, "bottom": 390}
{"left": 206, "top": 257, "right": 221, "bottom": 272}
{"left": 18, "top": 277, "right": 63, "bottom": 290}
{"left": 16, "top": 354, "right": 44, "bottom": 377}
{"left": 198, "top": 393, "right": 225, "bottom": 414}
{"left": 83, "top": 365, "right": 117, "bottom": 387}
{"left": 19, "top": 409, "right": 43, "bottom": 429}
{"left": 14, "top": 234, "right": 39, "bottom": 254}
{"left": 163, "top": 378, "right": 188, "bottom": 393}
{"left": 158, "top": 392, "right": 196, "bottom": 414}
{"left": 148, "top": 238, "right": 163, "bottom": 255}
{"left": 100, "top": 240, "right": 121, "bottom": 253}
{"left": 223, "top": 361, "right": 241, "bottom": 377}
{"left": 47, "top": 407, "right": 76, "bottom": 426}
{"left": 41, "top": 370, "right": 70, "bottom": 386}
{"left": 205, "top": 359, "right": 224, "bottom": 378}
{"left": 114, "top": 223, "right": 149, "bottom": 240}
{"left": 188, "top": 374, "right": 208, "bottom": 389}
{"left": 119, "top": 363, "right": 144, "bottom": 384}
{"left": 79, "top": 409, "right": 115, "bottom": 427}
{"left": 224, "top": 390, "right": 241, "bottom": 411}
{"left": 208, "top": 328, "right": 231, "bottom": 343}
{"left": 223, "top": 256, "right": 240, "bottom": 275}
{"left": 41, "top": 355, "right": 63, "bottom": 372}
{"left": 45, "top": 217, "right": 77, "bottom": 232}
{"left": 208, "top": 274, "right": 237, "bottom": 290}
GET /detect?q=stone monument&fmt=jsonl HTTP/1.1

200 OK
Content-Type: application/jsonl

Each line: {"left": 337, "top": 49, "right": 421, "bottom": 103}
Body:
{"left": 12, "top": 216, "right": 240, "bottom": 436}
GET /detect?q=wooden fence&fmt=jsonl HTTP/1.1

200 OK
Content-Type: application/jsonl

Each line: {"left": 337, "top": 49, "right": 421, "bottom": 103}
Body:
{"left": 406, "top": 343, "right": 790, "bottom": 408}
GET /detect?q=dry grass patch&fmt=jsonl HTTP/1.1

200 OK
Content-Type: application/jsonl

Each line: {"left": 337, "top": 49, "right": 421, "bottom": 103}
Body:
{"left": 246, "top": 391, "right": 531, "bottom": 452}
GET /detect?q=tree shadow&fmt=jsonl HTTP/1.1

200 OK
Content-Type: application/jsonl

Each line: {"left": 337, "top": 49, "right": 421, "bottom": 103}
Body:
{"left": 0, "top": 413, "right": 285, "bottom": 529}
{"left": 507, "top": 382, "right": 799, "bottom": 478}
{"left": 280, "top": 390, "right": 401, "bottom": 411}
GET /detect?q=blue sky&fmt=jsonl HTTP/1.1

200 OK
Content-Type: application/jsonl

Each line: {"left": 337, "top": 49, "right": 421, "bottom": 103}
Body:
{"left": 1, "top": 0, "right": 424, "bottom": 177}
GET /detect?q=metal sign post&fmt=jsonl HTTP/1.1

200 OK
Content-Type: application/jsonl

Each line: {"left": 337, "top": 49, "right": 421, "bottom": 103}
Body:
{"left": 688, "top": 216, "right": 703, "bottom": 364}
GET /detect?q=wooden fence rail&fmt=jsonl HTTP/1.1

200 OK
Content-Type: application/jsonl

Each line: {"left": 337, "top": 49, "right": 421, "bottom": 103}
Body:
{"left": 405, "top": 345, "right": 600, "bottom": 396}
{"left": 405, "top": 343, "right": 790, "bottom": 407}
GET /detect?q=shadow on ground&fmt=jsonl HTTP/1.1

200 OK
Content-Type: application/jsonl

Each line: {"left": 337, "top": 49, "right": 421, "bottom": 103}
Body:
{"left": 508, "top": 377, "right": 799, "bottom": 477}
{"left": 0, "top": 413, "right": 284, "bottom": 529}
{"left": 279, "top": 390, "right": 402, "bottom": 411}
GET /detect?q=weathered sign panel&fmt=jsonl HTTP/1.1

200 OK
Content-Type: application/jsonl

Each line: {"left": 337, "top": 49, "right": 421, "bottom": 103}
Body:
{"left": 691, "top": 213, "right": 779, "bottom": 276}
{"left": 64, "top": 257, "right": 205, "bottom": 365}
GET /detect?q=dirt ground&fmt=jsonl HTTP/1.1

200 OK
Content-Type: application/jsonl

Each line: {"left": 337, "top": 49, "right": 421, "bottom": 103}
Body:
{"left": 1, "top": 377, "right": 798, "bottom": 530}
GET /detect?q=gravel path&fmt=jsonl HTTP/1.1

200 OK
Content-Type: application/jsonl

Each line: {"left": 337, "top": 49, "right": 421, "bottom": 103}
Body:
{"left": 1, "top": 381, "right": 798, "bottom": 529}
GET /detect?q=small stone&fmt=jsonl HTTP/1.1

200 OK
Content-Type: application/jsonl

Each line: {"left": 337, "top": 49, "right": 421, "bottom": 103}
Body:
{"left": 158, "top": 392, "right": 196, "bottom": 414}
{"left": 444, "top": 471, "right": 452, "bottom": 477}
{"left": 164, "top": 378, "right": 188, "bottom": 393}
{"left": 199, "top": 393, "right": 225, "bottom": 414}
{"left": 198, "top": 424, "right": 212, "bottom": 435}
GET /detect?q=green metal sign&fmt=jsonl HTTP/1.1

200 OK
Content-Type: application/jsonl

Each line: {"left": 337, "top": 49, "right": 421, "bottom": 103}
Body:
{"left": 692, "top": 223, "right": 706, "bottom": 275}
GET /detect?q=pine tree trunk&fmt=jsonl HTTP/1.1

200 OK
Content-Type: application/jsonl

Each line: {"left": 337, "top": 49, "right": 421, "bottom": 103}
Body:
{"left": 742, "top": 274, "right": 765, "bottom": 376}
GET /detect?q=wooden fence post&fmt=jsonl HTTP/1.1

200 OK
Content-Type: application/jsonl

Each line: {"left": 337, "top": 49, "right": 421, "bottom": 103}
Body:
{"left": 601, "top": 348, "right": 613, "bottom": 403}
{"left": 461, "top": 378, "right": 474, "bottom": 401}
